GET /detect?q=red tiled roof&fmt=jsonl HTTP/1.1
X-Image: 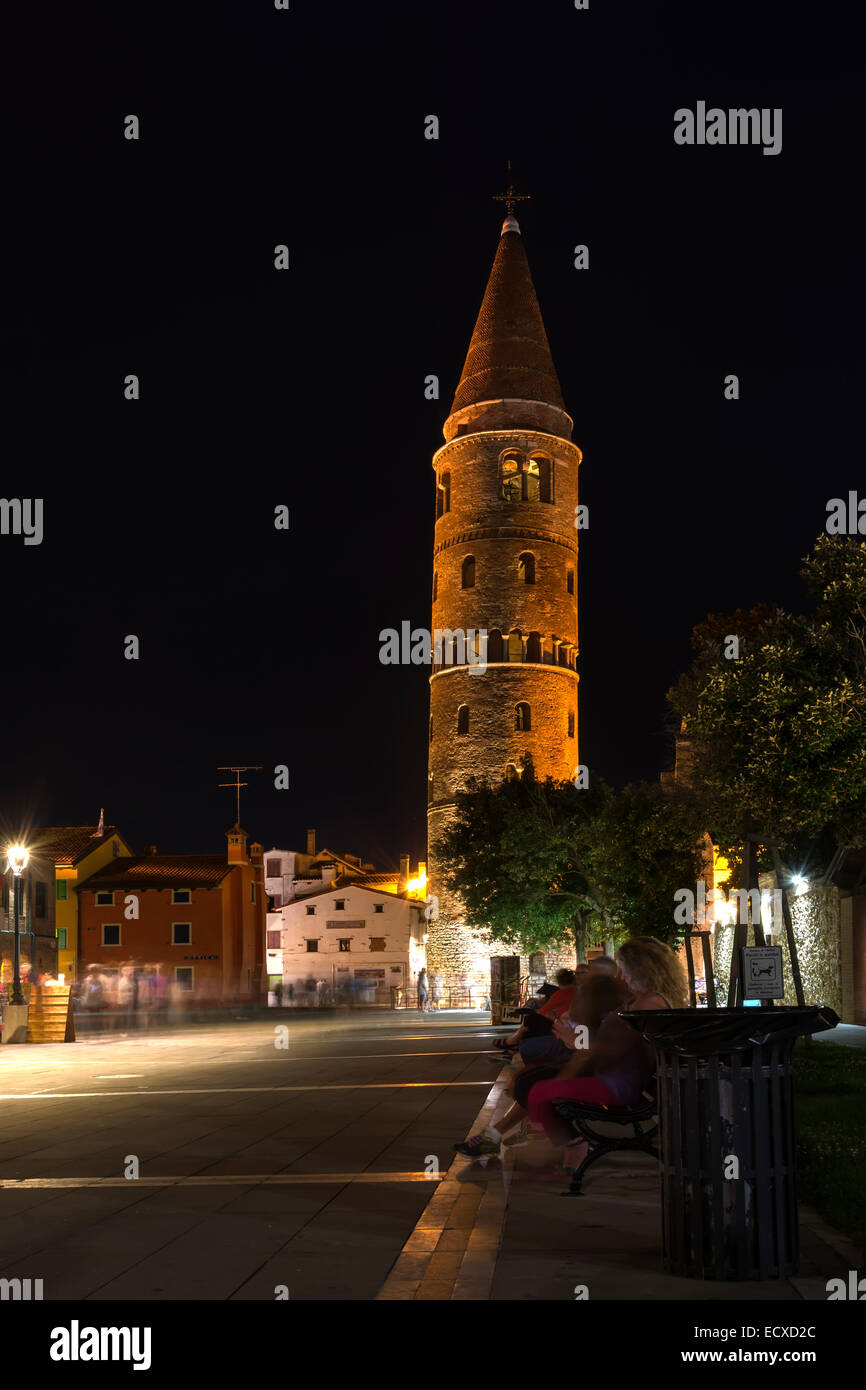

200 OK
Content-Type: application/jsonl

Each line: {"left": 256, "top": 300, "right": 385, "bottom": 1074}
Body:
{"left": 35, "top": 826, "right": 127, "bottom": 866}
{"left": 76, "top": 855, "right": 234, "bottom": 891}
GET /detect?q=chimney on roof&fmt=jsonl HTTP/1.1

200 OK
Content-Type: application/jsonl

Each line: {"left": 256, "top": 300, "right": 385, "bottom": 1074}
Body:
{"left": 399, "top": 854, "right": 410, "bottom": 892}
{"left": 306, "top": 828, "right": 316, "bottom": 856}
{"left": 226, "top": 825, "right": 248, "bottom": 865}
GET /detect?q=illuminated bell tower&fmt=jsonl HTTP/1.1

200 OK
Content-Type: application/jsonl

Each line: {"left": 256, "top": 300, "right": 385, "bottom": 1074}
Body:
{"left": 426, "top": 189, "right": 582, "bottom": 993}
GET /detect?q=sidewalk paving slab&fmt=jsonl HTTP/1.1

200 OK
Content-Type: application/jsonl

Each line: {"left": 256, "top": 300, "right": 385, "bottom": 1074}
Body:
{"left": 377, "top": 1061, "right": 865, "bottom": 1301}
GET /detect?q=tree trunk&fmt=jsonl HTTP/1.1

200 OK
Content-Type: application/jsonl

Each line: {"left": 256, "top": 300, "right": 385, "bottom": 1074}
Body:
{"left": 573, "top": 917, "right": 586, "bottom": 964}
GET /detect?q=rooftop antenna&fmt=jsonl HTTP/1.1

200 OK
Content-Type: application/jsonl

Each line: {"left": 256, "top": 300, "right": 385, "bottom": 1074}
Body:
{"left": 217, "top": 766, "right": 262, "bottom": 826}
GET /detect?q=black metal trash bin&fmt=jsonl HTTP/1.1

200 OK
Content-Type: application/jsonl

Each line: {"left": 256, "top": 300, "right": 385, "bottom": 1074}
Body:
{"left": 625, "top": 1006, "right": 838, "bottom": 1281}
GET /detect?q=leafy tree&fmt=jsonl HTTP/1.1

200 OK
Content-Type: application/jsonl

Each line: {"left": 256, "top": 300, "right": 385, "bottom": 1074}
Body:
{"left": 668, "top": 535, "right": 866, "bottom": 876}
{"left": 432, "top": 769, "right": 705, "bottom": 961}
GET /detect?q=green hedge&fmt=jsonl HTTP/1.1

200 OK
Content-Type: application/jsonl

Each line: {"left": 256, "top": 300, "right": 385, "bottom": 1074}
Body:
{"left": 793, "top": 1039, "right": 866, "bottom": 1252}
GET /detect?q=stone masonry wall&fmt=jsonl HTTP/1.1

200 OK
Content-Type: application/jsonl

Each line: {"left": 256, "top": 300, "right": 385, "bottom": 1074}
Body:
{"left": 427, "top": 409, "right": 582, "bottom": 991}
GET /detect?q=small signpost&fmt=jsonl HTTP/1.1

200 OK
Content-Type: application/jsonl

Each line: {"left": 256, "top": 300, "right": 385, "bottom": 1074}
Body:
{"left": 726, "top": 824, "right": 805, "bottom": 1010}
{"left": 741, "top": 945, "right": 784, "bottom": 1003}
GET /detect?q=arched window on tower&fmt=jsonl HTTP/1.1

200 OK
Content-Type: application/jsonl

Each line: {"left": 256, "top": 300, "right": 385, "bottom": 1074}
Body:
{"left": 457, "top": 704, "right": 469, "bottom": 736}
{"left": 517, "top": 552, "right": 536, "bottom": 584}
{"left": 515, "top": 702, "right": 531, "bottom": 732}
{"left": 500, "top": 452, "right": 523, "bottom": 502}
{"left": 433, "top": 571, "right": 438, "bottom": 602}
{"left": 507, "top": 631, "right": 523, "bottom": 663}
{"left": 525, "top": 458, "right": 541, "bottom": 502}
{"left": 533, "top": 456, "right": 552, "bottom": 503}
{"left": 559, "top": 643, "right": 570, "bottom": 667}
{"left": 461, "top": 555, "right": 475, "bottom": 589}
{"left": 566, "top": 567, "right": 574, "bottom": 595}
{"left": 568, "top": 711, "right": 575, "bottom": 738}
{"left": 429, "top": 714, "right": 433, "bottom": 744}
{"left": 441, "top": 472, "right": 451, "bottom": 514}
{"left": 487, "top": 629, "right": 504, "bottom": 663}
{"left": 527, "top": 631, "right": 542, "bottom": 663}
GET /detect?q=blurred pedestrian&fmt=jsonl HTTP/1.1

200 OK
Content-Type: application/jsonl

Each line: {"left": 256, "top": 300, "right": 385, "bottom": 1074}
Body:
{"left": 153, "top": 965, "right": 169, "bottom": 1017}
{"left": 167, "top": 977, "right": 185, "bottom": 1026}
{"left": 417, "top": 969, "right": 430, "bottom": 1013}
{"left": 82, "top": 966, "right": 103, "bottom": 1012}
{"left": 430, "top": 973, "right": 442, "bottom": 1010}
{"left": 116, "top": 966, "right": 135, "bottom": 1033}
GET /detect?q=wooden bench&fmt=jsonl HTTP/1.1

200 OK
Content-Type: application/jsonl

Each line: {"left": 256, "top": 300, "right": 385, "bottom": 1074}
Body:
{"left": 552, "top": 1085, "right": 659, "bottom": 1195}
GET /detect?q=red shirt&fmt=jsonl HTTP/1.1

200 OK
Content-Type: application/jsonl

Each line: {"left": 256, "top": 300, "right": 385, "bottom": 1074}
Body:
{"left": 539, "top": 985, "right": 578, "bottom": 1018}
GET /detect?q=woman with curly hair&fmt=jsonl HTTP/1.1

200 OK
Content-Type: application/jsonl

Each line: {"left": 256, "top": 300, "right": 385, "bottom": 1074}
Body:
{"left": 524, "top": 935, "right": 688, "bottom": 1166}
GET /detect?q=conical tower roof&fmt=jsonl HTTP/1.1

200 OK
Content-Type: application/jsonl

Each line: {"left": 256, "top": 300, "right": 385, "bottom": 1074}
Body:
{"left": 450, "top": 216, "right": 565, "bottom": 416}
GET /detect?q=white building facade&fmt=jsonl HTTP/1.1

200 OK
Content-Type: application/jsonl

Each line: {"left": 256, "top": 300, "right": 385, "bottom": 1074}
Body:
{"left": 280, "top": 882, "right": 427, "bottom": 1005}
{"left": 263, "top": 838, "right": 379, "bottom": 986}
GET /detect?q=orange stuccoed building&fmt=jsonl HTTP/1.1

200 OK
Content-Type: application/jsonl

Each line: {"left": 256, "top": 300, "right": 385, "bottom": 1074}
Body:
{"left": 77, "top": 825, "right": 266, "bottom": 1004}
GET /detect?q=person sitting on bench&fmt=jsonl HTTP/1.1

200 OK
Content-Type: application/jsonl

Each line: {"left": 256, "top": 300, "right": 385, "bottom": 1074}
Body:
{"left": 519, "top": 956, "right": 624, "bottom": 1063}
{"left": 455, "top": 971, "right": 625, "bottom": 1157}
{"left": 492, "top": 968, "right": 583, "bottom": 1055}
{"left": 525, "top": 937, "right": 688, "bottom": 1170}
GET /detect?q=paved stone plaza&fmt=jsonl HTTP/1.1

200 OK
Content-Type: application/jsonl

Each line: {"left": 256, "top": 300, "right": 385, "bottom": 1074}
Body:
{"left": 0, "top": 1013, "right": 861, "bottom": 1300}
{"left": 0, "top": 1012, "right": 494, "bottom": 1299}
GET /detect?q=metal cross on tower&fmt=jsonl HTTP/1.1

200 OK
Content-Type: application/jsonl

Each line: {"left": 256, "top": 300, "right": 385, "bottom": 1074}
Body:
{"left": 492, "top": 159, "right": 531, "bottom": 216}
{"left": 217, "top": 765, "right": 262, "bottom": 826}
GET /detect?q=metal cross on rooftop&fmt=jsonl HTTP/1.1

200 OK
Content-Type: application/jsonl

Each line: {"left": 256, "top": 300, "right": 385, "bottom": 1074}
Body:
{"left": 492, "top": 160, "right": 531, "bottom": 216}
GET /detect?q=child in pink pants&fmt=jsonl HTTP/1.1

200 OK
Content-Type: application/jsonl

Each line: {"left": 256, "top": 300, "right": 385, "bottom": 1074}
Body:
{"left": 527, "top": 1076, "right": 619, "bottom": 1145}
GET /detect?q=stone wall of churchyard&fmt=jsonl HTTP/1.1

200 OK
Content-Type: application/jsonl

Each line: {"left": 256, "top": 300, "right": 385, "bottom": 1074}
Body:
{"left": 713, "top": 883, "right": 841, "bottom": 1013}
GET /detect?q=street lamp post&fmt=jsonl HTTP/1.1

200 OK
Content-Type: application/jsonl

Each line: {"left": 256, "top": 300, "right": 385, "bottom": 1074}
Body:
{"left": 6, "top": 845, "right": 30, "bottom": 1007}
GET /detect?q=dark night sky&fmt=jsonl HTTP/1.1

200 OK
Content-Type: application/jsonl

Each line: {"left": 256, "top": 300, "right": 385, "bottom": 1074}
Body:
{"left": 4, "top": 1, "right": 864, "bottom": 868}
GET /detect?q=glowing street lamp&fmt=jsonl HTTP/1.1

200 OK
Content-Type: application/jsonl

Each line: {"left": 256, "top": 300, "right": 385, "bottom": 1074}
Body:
{"left": 5, "top": 844, "right": 30, "bottom": 1006}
